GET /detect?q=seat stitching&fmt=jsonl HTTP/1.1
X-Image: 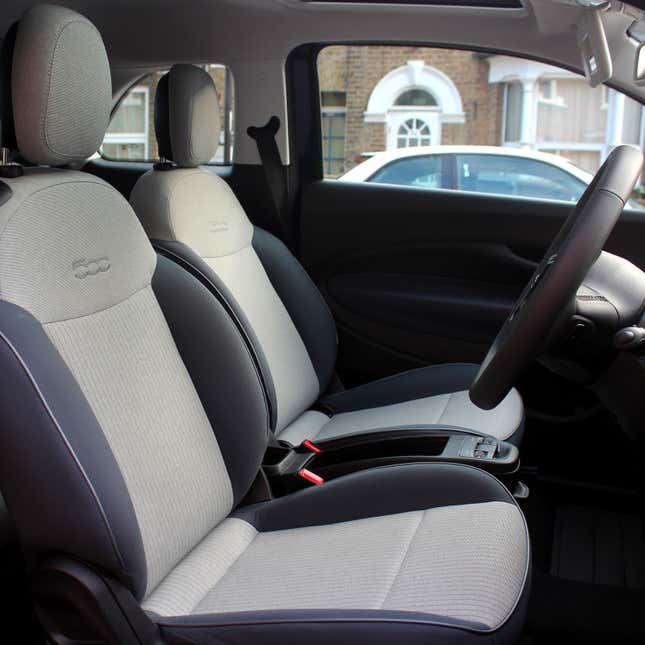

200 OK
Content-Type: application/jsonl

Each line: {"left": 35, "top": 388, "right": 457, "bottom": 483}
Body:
{"left": 379, "top": 510, "right": 425, "bottom": 609}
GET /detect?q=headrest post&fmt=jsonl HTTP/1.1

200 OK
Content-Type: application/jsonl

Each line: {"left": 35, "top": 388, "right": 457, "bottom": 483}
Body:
{"left": 0, "top": 146, "right": 22, "bottom": 178}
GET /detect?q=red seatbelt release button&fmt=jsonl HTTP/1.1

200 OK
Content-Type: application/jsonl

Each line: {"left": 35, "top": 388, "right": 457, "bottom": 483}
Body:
{"left": 303, "top": 439, "right": 322, "bottom": 453}
{"left": 298, "top": 468, "right": 324, "bottom": 486}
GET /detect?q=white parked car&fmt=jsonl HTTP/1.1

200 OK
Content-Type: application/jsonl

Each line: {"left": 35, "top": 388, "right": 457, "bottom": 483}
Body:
{"left": 339, "top": 145, "right": 643, "bottom": 206}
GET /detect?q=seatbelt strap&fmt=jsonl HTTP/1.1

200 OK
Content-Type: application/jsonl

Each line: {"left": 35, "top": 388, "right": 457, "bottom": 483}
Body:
{"left": 247, "top": 116, "right": 291, "bottom": 246}
{"left": 0, "top": 22, "right": 22, "bottom": 178}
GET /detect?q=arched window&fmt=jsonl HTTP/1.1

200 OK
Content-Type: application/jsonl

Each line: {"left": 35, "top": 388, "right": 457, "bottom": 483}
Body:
{"left": 395, "top": 89, "right": 437, "bottom": 107}
{"left": 397, "top": 117, "right": 432, "bottom": 147}
{"left": 365, "top": 61, "right": 465, "bottom": 124}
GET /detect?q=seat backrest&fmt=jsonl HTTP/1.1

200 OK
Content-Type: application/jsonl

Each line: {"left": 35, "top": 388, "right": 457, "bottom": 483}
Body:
{"left": 130, "top": 65, "right": 338, "bottom": 435}
{"left": 0, "top": 4, "right": 268, "bottom": 602}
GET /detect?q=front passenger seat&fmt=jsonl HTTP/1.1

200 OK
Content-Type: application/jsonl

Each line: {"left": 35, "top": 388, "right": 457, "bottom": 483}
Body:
{"left": 130, "top": 64, "right": 524, "bottom": 447}
{"left": 0, "top": 6, "right": 530, "bottom": 643}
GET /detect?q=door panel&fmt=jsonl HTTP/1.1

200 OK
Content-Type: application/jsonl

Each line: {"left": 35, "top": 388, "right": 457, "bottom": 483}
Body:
{"left": 300, "top": 179, "right": 645, "bottom": 383}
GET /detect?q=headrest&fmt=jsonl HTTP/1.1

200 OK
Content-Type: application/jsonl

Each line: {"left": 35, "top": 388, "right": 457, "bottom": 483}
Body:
{"left": 10, "top": 4, "right": 111, "bottom": 166}
{"left": 154, "top": 64, "right": 221, "bottom": 168}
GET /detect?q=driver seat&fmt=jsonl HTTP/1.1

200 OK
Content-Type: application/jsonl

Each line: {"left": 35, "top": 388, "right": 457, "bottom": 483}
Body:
{"left": 130, "top": 64, "right": 524, "bottom": 446}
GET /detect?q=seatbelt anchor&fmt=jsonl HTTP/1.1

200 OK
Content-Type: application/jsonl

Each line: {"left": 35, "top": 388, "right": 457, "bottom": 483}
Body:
{"left": 302, "top": 439, "right": 322, "bottom": 454}
{"left": 298, "top": 468, "right": 324, "bottom": 486}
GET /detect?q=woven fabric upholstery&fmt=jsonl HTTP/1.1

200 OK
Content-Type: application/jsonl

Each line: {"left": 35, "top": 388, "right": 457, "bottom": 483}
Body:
{"left": 279, "top": 389, "right": 523, "bottom": 444}
{"left": 11, "top": 4, "right": 111, "bottom": 165}
{"left": 130, "top": 168, "right": 253, "bottom": 259}
{"left": 0, "top": 168, "right": 233, "bottom": 595}
{"left": 204, "top": 246, "right": 319, "bottom": 431}
{"left": 131, "top": 167, "right": 320, "bottom": 431}
{"left": 142, "top": 501, "right": 528, "bottom": 631}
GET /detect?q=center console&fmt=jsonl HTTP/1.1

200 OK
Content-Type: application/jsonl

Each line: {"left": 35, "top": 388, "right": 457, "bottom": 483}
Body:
{"left": 263, "top": 428, "right": 519, "bottom": 496}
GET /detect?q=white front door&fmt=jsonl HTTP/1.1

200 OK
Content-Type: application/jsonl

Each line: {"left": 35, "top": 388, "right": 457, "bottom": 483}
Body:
{"left": 386, "top": 108, "right": 442, "bottom": 150}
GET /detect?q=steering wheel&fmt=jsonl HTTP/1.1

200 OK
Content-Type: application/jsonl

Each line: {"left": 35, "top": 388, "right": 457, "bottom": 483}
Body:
{"left": 470, "top": 145, "right": 644, "bottom": 410}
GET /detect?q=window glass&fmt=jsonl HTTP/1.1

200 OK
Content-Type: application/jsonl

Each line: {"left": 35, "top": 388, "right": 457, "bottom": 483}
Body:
{"left": 102, "top": 64, "right": 235, "bottom": 163}
{"left": 395, "top": 89, "right": 437, "bottom": 106}
{"left": 397, "top": 118, "right": 432, "bottom": 148}
{"left": 321, "top": 90, "right": 347, "bottom": 176}
{"left": 456, "top": 154, "right": 586, "bottom": 202}
{"left": 317, "top": 45, "right": 644, "bottom": 204}
{"left": 368, "top": 155, "right": 444, "bottom": 188}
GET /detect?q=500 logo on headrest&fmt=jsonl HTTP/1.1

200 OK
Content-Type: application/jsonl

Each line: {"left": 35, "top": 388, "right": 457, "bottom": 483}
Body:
{"left": 73, "top": 257, "right": 111, "bottom": 279}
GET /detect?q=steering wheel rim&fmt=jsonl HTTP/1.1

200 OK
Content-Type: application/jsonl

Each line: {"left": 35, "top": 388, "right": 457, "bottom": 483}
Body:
{"left": 469, "top": 145, "right": 644, "bottom": 410}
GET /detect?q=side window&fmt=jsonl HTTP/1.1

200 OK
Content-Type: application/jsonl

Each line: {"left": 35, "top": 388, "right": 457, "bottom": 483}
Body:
{"left": 456, "top": 154, "right": 586, "bottom": 202}
{"left": 102, "top": 65, "right": 235, "bottom": 164}
{"left": 321, "top": 91, "right": 347, "bottom": 176}
{"left": 317, "top": 45, "right": 644, "bottom": 204}
{"left": 368, "top": 155, "right": 445, "bottom": 188}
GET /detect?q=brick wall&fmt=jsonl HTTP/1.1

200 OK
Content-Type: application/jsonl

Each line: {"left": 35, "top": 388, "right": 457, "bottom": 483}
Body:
{"left": 318, "top": 46, "right": 504, "bottom": 173}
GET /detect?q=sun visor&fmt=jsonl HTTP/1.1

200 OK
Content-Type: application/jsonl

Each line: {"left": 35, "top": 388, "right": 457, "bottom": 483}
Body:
{"left": 577, "top": 9, "right": 612, "bottom": 87}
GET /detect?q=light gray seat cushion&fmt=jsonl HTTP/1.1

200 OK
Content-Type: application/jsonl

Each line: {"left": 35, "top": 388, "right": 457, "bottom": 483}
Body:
{"left": 141, "top": 463, "right": 530, "bottom": 643}
{"left": 279, "top": 363, "right": 524, "bottom": 445}
{"left": 145, "top": 503, "right": 526, "bottom": 624}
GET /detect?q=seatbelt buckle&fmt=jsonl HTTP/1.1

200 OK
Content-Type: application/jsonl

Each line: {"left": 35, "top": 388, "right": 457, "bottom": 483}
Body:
{"left": 302, "top": 439, "right": 322, "bottom": 453}
{"left": 298, "top": 468, "right": 324, "bottom": 486}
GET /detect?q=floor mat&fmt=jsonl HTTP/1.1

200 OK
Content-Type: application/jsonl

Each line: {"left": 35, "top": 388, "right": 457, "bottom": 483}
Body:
{"left": 551, "top": 505, "right": 645, "bottom": 588}
{"left": 525, "top": 499, "right": 645, "bottom": 643}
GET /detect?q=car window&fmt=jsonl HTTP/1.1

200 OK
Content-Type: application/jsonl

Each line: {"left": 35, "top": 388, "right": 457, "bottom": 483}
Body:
{"left": 101, "top": 65, "right": 235, "bottom": 164}
{"left": 317, "top": 45, "right": 644, "bottom": 206}
{"left": 456, "top": 154, "right": 586, "bottom": 202}
{"left": 368, "top": 155, "right": 445, "bottom": 188}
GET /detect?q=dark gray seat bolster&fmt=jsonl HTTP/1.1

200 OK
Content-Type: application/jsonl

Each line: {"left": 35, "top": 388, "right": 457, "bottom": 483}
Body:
{"left": 152, "top": 239, "right": 278, "bottom": 432}
{"left": 160, "top": 464, "right": 530, "bottom": 644}
{"left": 0, "top": 301, "right": 147, "bottom": 598}
{"left": 152, "top": 254, "right": 271, "bottom": 506}
{"left": 155, "top": 594, "right": 530, "bottom": 645}
{"left": 319, "top": 363, "right": 480, "bottom": 414}
{"left": 155, "top": 610, "right": 490, "bottom": 645}
{"left": 233, "top": 462, "right": 519, "bottom": 532}
{"left": 252, "top": 226, "right": 338, "bottom": 394}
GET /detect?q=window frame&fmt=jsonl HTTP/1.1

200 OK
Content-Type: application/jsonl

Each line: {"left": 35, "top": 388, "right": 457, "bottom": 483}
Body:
{"left": 102, "top": 85, "right": 150, "bottom": 161}
{"left": 321, "top": 101, "right": 347, "bottom": 176}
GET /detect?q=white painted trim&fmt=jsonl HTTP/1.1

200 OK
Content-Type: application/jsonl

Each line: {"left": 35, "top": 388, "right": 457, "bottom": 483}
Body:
{"left": 364, "top": 60, "right": 465, "bottom": 125}
{"left": 487, "top": 55, "right": 577, "bottom": 84}
{"left": 536, "top": 143, "right": 604, "bottom": 152}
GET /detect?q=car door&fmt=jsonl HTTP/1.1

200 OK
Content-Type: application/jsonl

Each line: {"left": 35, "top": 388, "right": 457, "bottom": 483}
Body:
{"left": 291, "top": 44, "right": 645, "bottom": 386}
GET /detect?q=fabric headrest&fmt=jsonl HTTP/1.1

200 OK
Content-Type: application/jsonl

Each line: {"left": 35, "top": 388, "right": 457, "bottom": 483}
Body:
{"left": 11, "top": 4, "right": 111, "bottom": 166}
{"left": 154, "top": 64, "right": 221, "bottom": 168}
